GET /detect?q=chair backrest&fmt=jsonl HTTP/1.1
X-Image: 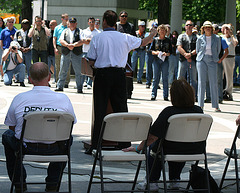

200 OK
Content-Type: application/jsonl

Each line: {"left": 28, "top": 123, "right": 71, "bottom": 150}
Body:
{"left": 102, "top": 112, "right": 153, "bottom": 142}
{"left": 22, "top": 111, "right": 74, "bottom": 142}
{"left": 166, "top": 113, "right": 213, "bottom": 142}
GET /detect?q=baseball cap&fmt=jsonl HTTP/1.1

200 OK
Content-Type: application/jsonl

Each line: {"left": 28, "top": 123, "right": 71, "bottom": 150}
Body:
{"left": 138, "top": 21, "right": 145, "bottom": 26}
{"left": 69, "top": 17, "right": 77, "bottom": 23}
{"left": 203, "top": 21, "right": 212, "bottom": 27}
{"left": 10, "top": 41, "right": 20, "bottom": 49}
{"left": 152, "top": 22, "right": 158, "bottom": 28}
{"left": 21, "top": 19, "right": 29, "bottom": 24}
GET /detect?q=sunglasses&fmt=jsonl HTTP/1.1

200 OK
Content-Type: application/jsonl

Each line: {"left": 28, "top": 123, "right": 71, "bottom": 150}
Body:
{"left": 186, "top": 24, "right": 193, "bottom": 27}
{"left": 120, "top": 15, "right": 128, "bottom": 18}
{"left": 88, "top": 21, "right": 94, "bottom": 24}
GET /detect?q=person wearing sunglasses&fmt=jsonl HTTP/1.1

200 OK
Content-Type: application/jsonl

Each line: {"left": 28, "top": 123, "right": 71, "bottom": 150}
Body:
{"left": 116, "top": 10, "right": 137, "bottom": 99}
{"left": 177, "top": 20, "right": 198, "bottom": 101}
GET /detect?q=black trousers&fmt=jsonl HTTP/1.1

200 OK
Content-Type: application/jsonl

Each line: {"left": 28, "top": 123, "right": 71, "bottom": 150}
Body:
{"left": 92, "top": 67, "right": 130, "bottom": 149}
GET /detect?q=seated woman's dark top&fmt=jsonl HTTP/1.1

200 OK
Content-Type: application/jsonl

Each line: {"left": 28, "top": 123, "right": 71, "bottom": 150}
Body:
{"left": 149, "top": 105, "right": 205, "bottom": 154}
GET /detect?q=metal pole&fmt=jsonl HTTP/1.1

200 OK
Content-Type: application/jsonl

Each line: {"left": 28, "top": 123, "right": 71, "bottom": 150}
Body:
{"left": 42, "top": 0, "right": 44, "bottom": 19}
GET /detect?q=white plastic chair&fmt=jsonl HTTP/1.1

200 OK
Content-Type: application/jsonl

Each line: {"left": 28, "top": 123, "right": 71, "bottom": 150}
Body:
{"left": 87, "top": 112, "right": 153, "bottom": 193}
{"left": 219, "top": 125, "right": 240, "bottom": 193}
{"left": 151, "top": 113, "right": 213, "bottom": 193}
{"left": 10, "top": 111, "right": 74, "bottom": 193}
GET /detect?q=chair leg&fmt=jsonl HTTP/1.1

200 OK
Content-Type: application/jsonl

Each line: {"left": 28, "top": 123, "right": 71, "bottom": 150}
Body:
{"left": 68, "top": 159, "right": 72, "bottom": 193}
{"left": 87, "top": 151, "right": 99, "bottom": 193}
{"left": 10, "top": 156, "right": 19, "bottom": 193}
{"left": 204, "top": 155, "right": 211, "bottom": 193}
{"left": 131, "top": 161, "right": 142, "bottom": 192}
{"left": 161, "top": 151, "right": 167, "bottom": 193}
{"left": 219, "top": 149, "right": 234, "bottom": 191}
{"left": 233, "top": 147, "right": 240, "bottom": 193}
{"left": 99, "top": 152, "right": 104, "bottom": 193}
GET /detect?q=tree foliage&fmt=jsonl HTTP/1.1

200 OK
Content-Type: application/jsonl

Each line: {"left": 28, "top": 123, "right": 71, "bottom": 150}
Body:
{"left": 0, "top": 0, "right": 22, "bottom": 15}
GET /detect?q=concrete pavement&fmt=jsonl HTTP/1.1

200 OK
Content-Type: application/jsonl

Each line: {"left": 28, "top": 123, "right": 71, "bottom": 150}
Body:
{"left": 0, "top": 78, "right": 240, "bottom": 192}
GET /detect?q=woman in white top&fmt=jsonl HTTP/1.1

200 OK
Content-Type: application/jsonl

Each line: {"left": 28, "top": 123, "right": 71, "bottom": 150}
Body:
{"left": 196, "top": 21, "right": 221, "bottom": 112}
{"left": 221, "top": 23, "right": 238, "bottom": 101}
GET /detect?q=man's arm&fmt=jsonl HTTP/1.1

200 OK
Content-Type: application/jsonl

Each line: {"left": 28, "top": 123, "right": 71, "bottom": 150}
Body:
{"left": 53, "top": 37, "right": 58, "bottom": 55}
{"left": 218, "top": 48, "right": 229, "bottom": 64}
{"left": 141, "top": 28, "right": 157, "bottom": 47}
{"left": 28, "top": 25, "right": 35, "bottom": 38}
{"left": 2, "top": 49, "right": 10, "bottom": 61}
{"left": 0, "top": 40, "right": 3, "bottom": 50}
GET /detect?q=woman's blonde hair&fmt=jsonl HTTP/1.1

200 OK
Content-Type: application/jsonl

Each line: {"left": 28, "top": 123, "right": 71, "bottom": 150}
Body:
{"left": 157, "top": 24, "right": 167, "bottom": 33}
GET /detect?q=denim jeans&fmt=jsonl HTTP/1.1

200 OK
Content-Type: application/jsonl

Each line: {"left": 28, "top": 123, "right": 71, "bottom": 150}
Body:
{"left": 4, "top": 63, "right": 26, "bottom": 85}
{"left": 131, "top": 49, "right": 146, "bottom": 82}
{"left": 233, "top": 55, "right": 240, "bottom": 84}
{"left": 152, "top": 57, "right": 169, "bottom": 99}
{"left": 2, "top": 129, "right": 67, "bottom": 186}
{"left": 197, "top": 55, "right": 219, "bottom": 109}
{"left": 206, "top": 62, "right": 223, "bottom": 102}
{"left": 57, "top": 52, "right": 84, "bottom": 90}
{"left": 22, "top": 50, "right": 32, "bottom": 77}
{"left": 168, "top": 54, "right": 179, "bottom": 85}
{"left": 32, "top": 49, "right": 48, "bottom": 64}
{"left": 48, "top": 55, "right": 56, "bottom": 82}
{"left": 145, "top": 52, "right": 154, "bottom": 85}
{"left": 178, "top": 59, "right": 197, "bottom": 97}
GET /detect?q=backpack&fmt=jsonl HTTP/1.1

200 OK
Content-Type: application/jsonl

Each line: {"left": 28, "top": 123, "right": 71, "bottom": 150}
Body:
{"left": 189, "top": 165, "right": 220, "bottom": 193}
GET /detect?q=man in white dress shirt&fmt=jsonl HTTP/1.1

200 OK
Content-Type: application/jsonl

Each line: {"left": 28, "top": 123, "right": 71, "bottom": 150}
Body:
{"left": 86, "top": 10, "right": 157, "bottom": 153}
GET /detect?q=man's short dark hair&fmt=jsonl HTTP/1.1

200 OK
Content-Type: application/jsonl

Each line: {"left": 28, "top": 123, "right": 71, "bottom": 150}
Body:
{"left": 119, "top": 10, "right": 128, "bottom": 16}
{"left": 170, "top": 78, "right": 195, "bottom": 107}
{"left": 30, "top": 62, "right": 49, "bottom": 82}
{"left": 88, "top": 17, "right": 95, "bottom": 21}
{"left": 35, "top": 15, "right": 42, "bottom": 21}
{"left": 103, "top": 10, "right": 117, "bottom": 27}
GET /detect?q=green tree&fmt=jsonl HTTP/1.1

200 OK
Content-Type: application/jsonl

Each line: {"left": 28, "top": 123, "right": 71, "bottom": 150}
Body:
{"left": 0, "top": 0, "right": 22, "bottom": 15}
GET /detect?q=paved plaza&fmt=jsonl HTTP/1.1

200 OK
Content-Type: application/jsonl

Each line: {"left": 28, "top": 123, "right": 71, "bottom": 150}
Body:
{"left": 0, "top": 78, "right": 240, "bottom": 192}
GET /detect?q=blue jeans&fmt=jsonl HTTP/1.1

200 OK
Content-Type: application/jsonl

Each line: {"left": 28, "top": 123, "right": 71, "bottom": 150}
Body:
{"left": 57, "top": 52, "right": 84, "bottom": 90}
{"left": 4, "top": 63, "right": 26, "bottom": 85}
{"left": 131, "top": 49, "right": 146, "bottom": 82}
{"left": 48, "top": 55, "right": 56, "bottom": 82}
{"left": 145, "top": 52, "right": 154, "bottom": 85}
{"left": 22, "top": 51, "right": 32, "bottom": 77}
{"left": 233, "top": 55, "right": 240, "bottom": 84}
{"left": 197, "top": 55, "right": 219, "bottom": 109}
{"left": 206, "top": 62, "right": 223, "bottom": 102}
{"left": 152, "top": 57, "right": 169, "bottom": 99}
{"left": 2, "top": 129, "right": 68, "bottom": 186}
{"left": 81, "top": 52, "right": 92, "bottom": 87}
{"left": 0, "top": 48, "right": 3, "bottom": 65}
{"left": 178, "top": 59, "right": 197, "bottom": 97}
{"left": 168, "top": 54, "right": 179, "bottom": 85}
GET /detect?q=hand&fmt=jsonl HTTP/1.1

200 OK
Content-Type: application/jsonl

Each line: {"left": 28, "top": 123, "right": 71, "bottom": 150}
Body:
{"left": 122, "top": 146, "right": 135, "bottom": 152}
{"left": 217, "top": 59, "right": 222, "bottom": 64}
{"left": 236, "top": 115, "right": 240, "bottom": 125}
{"left": 54, "top": 48, "right": 59, "bottom": 55}
{"left": 150, "top": 28, "right": 157, "bottom": 36}
{"left": 184, "top": 53, "right": 191, "bottom": 59}
{"left": 67, "top": 44, "right": 74, "bottom": 50}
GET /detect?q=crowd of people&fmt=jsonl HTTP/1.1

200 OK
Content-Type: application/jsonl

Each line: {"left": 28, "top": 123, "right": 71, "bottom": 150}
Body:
{"left": 2, "top": 9, "right": 240, "bottom": 193}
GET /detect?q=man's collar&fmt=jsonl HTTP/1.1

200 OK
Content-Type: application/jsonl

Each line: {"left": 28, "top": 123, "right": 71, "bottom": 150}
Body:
{"left": 103, "top": 27, "right": 115, "bottom": 31}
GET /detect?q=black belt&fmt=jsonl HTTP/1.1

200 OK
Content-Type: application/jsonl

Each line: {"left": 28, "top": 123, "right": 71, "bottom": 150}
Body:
{"left": 96, "top": 67, "right": 124, "bottom": 71}
{"left": 25, "top": 142, "right": 58, "bottom": 149}
{"left": 226, "top": 55, "right": 235, "bottom": 58}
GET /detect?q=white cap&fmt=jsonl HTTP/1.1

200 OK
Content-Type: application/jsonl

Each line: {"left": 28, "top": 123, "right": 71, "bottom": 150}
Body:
{"left": 138, "top": 21, "right": 145, "bottom": 26}
{"left": 10, "top": 41, "right": 20, "bottom": 49}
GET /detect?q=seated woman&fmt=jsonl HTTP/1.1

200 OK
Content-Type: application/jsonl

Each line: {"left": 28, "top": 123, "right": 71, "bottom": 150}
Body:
{"left": 123, "top": 78, "right": 205, "bottom": 191}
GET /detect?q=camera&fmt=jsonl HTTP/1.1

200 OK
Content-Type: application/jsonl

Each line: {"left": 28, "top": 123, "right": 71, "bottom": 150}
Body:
{"left": 37, "top": 36, "right": 40, "bottom": 42}
{"left": 12, "top": 46, "right": 16, "bottom": 50}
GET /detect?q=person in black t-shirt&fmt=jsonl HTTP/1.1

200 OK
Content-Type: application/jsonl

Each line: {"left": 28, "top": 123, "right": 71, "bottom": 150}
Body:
{"left": 123, "top": 78, "right": 204, "bottom": 190}
{"left": 48, "top": 20, "right": 57, "bottom": 83}
{"left": 150, "top": 24, "right": 172, "bottom": 101}
{"left": 116, "top": 10, "right": 136, "bottom": 99}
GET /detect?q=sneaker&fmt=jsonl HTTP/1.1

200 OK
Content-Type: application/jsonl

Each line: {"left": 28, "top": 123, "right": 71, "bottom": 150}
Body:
{"left": 151, "top": 95, "right": 156, "bottom": 101}
{"left": 55, "top": 88, "right": 63, "bottom": 92}
{"left": 83, "top": 82, "right": 88, "bottom": 87}
{"left": 137, "top": 181, "right": 159, "bottom": 192}
{"left": 168, "top": 179, "right": 180, "bottom": 190}
{"left": 137, "top": 80, "right": 142, "bottom": 84}
{"left": 64, "top": 84, "right": 69, "bottom": 88}
{"left": 87, "top": 85, "right": 92, "bottom": 89}
{"left": 146, "top": 84, "right": 150, "bottom": 89}
{"left": 164, "top": 98, "right": 169, "bottom": 101}
{"left": 215, "top": 108, "right": 221, "bottom": 112}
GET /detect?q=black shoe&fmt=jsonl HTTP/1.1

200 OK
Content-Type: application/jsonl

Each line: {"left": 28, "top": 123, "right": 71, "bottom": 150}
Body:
{"left": 137, "top": 80, "right": 142, "bottom": 84}
{"left": 20, "top": 82, "right": 25, "bottom": 87}
{"left": 45, "top": 185, "right": 58, "bottom": 192}
{"left": 55, "top": 88, "right": 63, "bottom": 92}
{"left": 48, "top": 83, "right": 51, "bottom": 87}
{"left": 219, "top": 100, "right": 223, "bottom": 104}
{"left": 158, "top": 85, "right": 161, "bottom": 89}
{"left": 64, "top": 84, "right": 68, "bottom": 88}
{"left": 85, "top": 147, "right": 93, "bottom": 155}
{"left": 146, "top": 84, "right": 150, "bottom": 89}
{"left": 204, "top": 99, "right": 211, "bottom": 103}
{"left": 77, "top": 89, "right": 83, "bottom": 93}
{"left": 151, "top": 96, "right": 156, "bottom": 100}
{"left": 164, "top": 98, "right": 169, "bottom": 101}
{"left": 15, "top": 184, "right": 27, "bottom": 193}
{"left": 14, "top": 80, "right": 20, "bottom": 83}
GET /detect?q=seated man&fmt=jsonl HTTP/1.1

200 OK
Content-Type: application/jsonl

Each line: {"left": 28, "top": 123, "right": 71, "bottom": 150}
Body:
{"left": 2, "top": 62, "right": 77, "bottom": 193}
{"left": 2, "top": 41, "right": 26, "bottom": 86}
